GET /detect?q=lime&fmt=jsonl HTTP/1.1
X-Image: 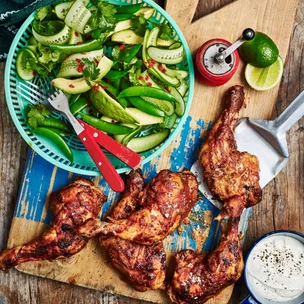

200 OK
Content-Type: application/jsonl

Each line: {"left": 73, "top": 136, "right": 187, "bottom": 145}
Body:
{"left": 239, "top": 32, "right": 279, "bottom": 68}
{"left": 245, "top": 57, "right": 283, "bottom": 91}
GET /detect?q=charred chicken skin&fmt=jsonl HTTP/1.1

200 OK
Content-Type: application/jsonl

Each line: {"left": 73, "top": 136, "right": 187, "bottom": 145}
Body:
{"left": 0, "top": 178, "right": 106, "bottom": 271}
{"left": 199, "top": 86, "right": 262, "bottom": 219}
{"left": 79, "top": 170, "right": 198, "bottom": 246}
{"left": 100, "top": 169, "right": 167, "bottom": 291}
{"left": 167, "top": 218, "right": 244, "bottom": 304}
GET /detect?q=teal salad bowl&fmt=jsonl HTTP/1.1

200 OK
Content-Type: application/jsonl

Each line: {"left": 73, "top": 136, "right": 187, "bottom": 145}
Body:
{"left": 5, "top": 0, "right": 194, "bottom": 176}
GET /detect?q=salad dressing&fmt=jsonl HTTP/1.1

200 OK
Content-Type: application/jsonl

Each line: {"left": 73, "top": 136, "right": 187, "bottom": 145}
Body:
{"left": 247, "top": 235, "right": 304, "bottom": 302}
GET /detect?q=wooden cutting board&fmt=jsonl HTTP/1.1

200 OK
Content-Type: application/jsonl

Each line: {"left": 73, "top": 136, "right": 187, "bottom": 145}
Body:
{"left": 7, "top": 0, "right": 298, "bottom": 303}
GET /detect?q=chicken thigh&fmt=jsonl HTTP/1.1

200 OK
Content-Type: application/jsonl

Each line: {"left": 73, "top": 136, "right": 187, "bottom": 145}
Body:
{"left": 79, "top": 170, "right": 198, "bottom": 245}
{"left": 100, "top": 169, "right": 166, "bottom": 291}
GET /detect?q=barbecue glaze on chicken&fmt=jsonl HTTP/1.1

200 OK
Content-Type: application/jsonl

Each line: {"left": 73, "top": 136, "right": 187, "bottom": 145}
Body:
{"left": 199, "top": 86, "right": 262, "bottom": 219}
{"left": 100, "top": 169, "right": 166, "bottom": 291}
{"left": 167, "top": 86, "right": 262, "bottom": 303}
{"left": 0, "top": 178, "right": 106, "bottom": 271}
{"left": 79, "top": 170, "right": 198, "bottom": 245}
{"left": 167, "top": 218, "right": 243, "bottom": 304}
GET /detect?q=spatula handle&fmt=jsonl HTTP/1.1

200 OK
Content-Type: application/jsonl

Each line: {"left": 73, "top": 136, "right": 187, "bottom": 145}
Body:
{"left": 274, "top": 90, "right": 304, "bottom": 133}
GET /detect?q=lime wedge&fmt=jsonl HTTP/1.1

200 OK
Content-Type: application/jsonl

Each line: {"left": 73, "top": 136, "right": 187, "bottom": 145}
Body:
{"left": 245, "top": 57, "right": 283, "bottom": 91}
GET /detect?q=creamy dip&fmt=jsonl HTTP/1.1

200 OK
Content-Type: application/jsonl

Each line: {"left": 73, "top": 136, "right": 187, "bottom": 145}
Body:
{"left": 247, "top": 235, "right": 304, "bottom": 303}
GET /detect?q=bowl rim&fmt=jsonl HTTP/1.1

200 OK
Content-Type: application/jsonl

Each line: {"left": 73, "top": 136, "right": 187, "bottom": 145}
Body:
{"left": 4, "top": 0, "right": 195, "bottom": 176}
{"left": 243, "top": 229, "right": 304, "bottom": 304}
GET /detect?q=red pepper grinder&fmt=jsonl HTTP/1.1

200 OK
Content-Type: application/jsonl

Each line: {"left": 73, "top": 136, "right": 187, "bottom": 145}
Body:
{"left": 195, "top": 28, "right": 255, "bottom": 86}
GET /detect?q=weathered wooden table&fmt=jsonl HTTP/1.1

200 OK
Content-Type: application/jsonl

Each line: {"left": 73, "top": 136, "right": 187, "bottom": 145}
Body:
{"left": 0, "top": 0, "right": 303, "bottom": 303}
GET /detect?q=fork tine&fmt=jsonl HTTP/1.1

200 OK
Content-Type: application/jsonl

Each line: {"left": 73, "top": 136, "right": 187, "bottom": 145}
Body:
{"left": 18, "top": 85, "right": 43, "bottom": 103}
{"left": 19, "top": 82, "right": 48, "bottom": 100}
{"left": 18, "top": 91, "right": 37, "bottom": 105}
{"left": 28, "top": 82, "right": 40, "bottom": 90}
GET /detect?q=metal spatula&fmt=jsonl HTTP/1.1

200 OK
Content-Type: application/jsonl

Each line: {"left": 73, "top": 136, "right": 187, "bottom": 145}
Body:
{"left": 191, "top": 90, "right": 304, "bottom": 209}
{"left": 235, "top": 90, "right": 304, "bottom": 188}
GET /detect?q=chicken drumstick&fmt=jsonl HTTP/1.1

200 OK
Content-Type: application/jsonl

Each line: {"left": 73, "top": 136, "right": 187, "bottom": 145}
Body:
{"left": 167, "top": 218, "right": 244, "bottom": 304}
{"left": 0, "top": 178, "right": 106, "bottom": 271}
{"left": 199, "top": 85, "right": 262, "bottom": 219}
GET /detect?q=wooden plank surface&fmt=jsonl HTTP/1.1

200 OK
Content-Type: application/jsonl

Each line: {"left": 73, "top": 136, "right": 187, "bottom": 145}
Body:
{"left": 0, "top": 0, "right": 303, "bottom": 304}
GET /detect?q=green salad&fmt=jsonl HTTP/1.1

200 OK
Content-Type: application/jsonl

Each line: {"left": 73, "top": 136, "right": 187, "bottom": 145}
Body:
{"left": 16, "top": 0, "right": 189, "bottom": 162}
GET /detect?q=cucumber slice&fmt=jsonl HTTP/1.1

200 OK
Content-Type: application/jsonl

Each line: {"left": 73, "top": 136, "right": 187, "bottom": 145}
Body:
{"left": 163, "top": 113, "right": 177, "bottom": 129}
{"left": 169, "top": 87, "right": 185, "bottom": 117}
{"left": 55, "top": 2, "right": 73, "bottom": 20}
{"left": 125, "top": 108, "right": 164, "bottom": 125}
{"left": 68, "top": 29, "right": 83, "bottom": 44}
{"left": 65, "top": 0, "right": 91, "bottom": 34}
{"left": 55, "top": 0, "right": 90, "bottom": 20}
{"left": 147, "top": 45, "right": 184, "bottom": 64}
{"left": 57, "top": 49, "right": 104, "bottom": 78}
{"left": 147, "top": 27, "right": 159, "bottom": 47}
{"left": 141, "top": 96, "right": 174, "bottom": 116}
{"left": 122, "top": 126, "right": 143, "bottom": 146}
{"left": 112, "top": 29, "right": 144, "bottom": 44}
{"left": 157, "top": 38, "right": 176, "bottom": 47}
{"left": 169, "top": 42, "right": 182, "bottom": 49}
{"left": 126, "top": 130, "right": 170, "bottom": 152}
{"left": 177, "top": 80, "right": 189, "bottom": 97}
{"left": 16, "top": 48, "right": 37, "bottom": 81}
{"left": 32, "top": 22, "right": 71, "bottom": 46}
{"left": 143, "top": 29, "right": 180, "bottom": 87}
{"left": 138, "top": 70, "right": 161, "bottom": 88}
{"left": 158, "top": 64, "right": 188, "bottom": 79}
{"left": 134, "top": 7, "right": 155, "bottom": 19}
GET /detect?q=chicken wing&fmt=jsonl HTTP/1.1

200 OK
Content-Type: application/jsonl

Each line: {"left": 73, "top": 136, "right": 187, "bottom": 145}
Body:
{"left": 100, "top": 169, "right": 166, "bottom": 291}
{"left": 199, "top": 86, "right": 262, "bottom": 219}
{"left": 0, "top": 178, "right": 106, "bottom": 271}
{"left": 167, "top": 218, "right": 243, "bottom": 304}
{"left": 79, "top": 170, "right": 198, "bottom": 245}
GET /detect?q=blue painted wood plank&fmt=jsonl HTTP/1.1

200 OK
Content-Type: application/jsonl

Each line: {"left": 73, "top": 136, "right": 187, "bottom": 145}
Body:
{"left": 12, "top": 116, "right": 237, "bottom": 254}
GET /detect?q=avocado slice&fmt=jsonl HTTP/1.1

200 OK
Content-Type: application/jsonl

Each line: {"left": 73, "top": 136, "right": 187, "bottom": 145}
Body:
{"left": 112, "top": 30, "right": 144, "bottom": 44}
{"left": 52, "top": 77, "right": 90, "bottom": 94}
{"left": 90, "top": 88, "right": 138, "bottom": 124}
{"left": 134, "top": 7, "right": 155, "bottom": 19}
{"left": 52, "top": 55, "right": 113, "bottom": 94}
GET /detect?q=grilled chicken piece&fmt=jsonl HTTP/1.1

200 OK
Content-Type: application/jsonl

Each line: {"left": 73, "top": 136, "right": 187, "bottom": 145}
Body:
{"left": 100, "top": 169, "right": 166, "bottom": 291}
{"left": 199, "top": 86, "right": 262, "bottom": 219}
{"left": 79, "top": 170, "right": 198, "bottom": 246}
{"left": 167, "top": 218, "right": 244, "bottom": 304}
{"left": 0, "top": 178, "right": 106, "bottom": 271}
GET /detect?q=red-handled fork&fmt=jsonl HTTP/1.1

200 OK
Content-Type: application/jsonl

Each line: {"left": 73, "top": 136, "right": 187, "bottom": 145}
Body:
{"left": 47, "top": 90, "right": 126, "bottom": 192}
{"left": 77, "top": 119, "right": 141, "bottom": 168}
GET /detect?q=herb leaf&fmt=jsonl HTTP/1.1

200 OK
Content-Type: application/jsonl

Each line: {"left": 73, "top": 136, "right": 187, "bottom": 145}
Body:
{"left": 159, "top": 23, "right": 174, "bottom": 41}
{"left": 27, "top": 104, "right": 51, "bottom": 129}
{"left": 81, "top": 58, "right": 100, "bottom": 84}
